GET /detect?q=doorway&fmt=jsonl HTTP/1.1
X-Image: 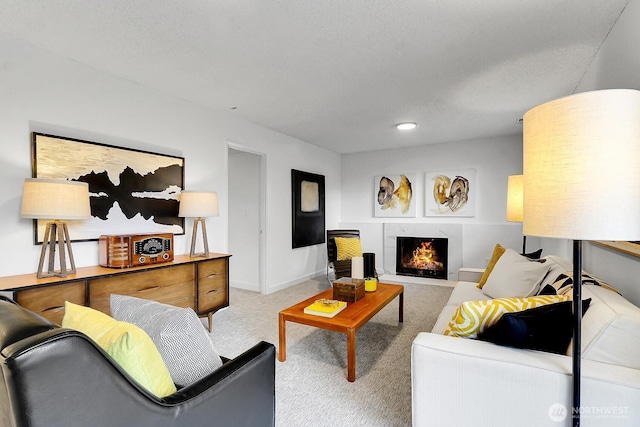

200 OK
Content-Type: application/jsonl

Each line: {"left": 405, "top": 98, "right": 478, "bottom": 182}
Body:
{"left": 227, "top": 144, "right": 266, "bottom": 293}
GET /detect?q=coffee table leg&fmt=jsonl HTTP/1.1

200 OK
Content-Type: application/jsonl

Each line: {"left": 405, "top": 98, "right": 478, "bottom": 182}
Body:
{"left": 347, "top": 328, "right": 356, "bottom": 382}
{"left": 278, "top": 313, "right": 286, "bottom": 362}
{"left": 399, "top": 291, "right": 404, "bottom": 323}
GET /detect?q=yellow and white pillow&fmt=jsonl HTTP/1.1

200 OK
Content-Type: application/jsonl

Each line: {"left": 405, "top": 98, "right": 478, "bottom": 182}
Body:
{"left": 443, "top": 294, "right": 570, "bottom": 338}
{"left": 335, "top": 237, "right": 363, "bottom": 261}
{"left": 62, "top": 301, "right": 177, "bottom": 397}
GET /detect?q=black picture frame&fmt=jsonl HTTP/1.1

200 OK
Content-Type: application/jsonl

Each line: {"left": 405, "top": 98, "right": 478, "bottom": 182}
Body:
{"left": 32, "top": 132, "right": 185, "bottom": 243}
{"left": 291, "top": 169, "right": 325, "bottom": 248}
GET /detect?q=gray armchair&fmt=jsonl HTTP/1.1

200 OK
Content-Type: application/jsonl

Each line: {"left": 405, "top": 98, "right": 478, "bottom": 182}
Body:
{"left": 0, "top": 296, "right": 275, "bottom": 427}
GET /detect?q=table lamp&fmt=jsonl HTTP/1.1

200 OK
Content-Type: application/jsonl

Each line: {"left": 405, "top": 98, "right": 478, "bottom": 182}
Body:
{"left": 506, "top": 174, "right": 526, "bottom": 254}
{"left": 523, "top": 89, "right": 640, "bottom": 426}
{"left": 179, "top": 191, "right": 219, "bottom": 257}
{"left": 21, "top": 178, "right": 91, "bottom": 278}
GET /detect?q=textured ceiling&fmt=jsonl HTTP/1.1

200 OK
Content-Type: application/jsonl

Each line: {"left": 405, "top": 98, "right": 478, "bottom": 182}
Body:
{"left": 0, "top": 0, "right": 630, "bottom": 153}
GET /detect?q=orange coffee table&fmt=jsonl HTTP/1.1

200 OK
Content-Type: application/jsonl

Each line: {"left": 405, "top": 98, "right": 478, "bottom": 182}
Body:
{"left": 278, "top": 282, "right": 404, "bottom": 382}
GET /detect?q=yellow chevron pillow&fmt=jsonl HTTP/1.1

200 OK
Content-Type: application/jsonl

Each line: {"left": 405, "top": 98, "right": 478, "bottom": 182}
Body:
{"left": 443, "top": 294, "right": 570, "bottom": 338}
{"left": 335, "top": 237, "right": 363, "bottom": 261}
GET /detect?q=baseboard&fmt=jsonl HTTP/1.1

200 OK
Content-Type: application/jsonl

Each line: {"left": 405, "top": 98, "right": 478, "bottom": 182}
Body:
{"left": 266, "top": 270, "right": 327, "bottom": 294}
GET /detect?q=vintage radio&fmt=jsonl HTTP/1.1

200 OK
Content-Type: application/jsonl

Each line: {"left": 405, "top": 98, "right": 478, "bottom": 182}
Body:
{"left": 99, "top": 233, "right": 174, "bottom": 268}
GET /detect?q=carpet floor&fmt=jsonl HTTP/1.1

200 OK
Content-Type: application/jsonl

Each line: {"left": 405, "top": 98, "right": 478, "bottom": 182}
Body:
{"left": 207, "top": 278, "right": 453, "bottom": 427}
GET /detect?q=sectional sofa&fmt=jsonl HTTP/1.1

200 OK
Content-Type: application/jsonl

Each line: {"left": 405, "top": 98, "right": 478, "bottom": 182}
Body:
{"left": 411, "top": 250, "right": 640, "bottom": 426}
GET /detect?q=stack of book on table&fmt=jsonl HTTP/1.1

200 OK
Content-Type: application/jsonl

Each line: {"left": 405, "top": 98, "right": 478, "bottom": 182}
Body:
{"left": 304, "top": 298, "right": 347, "bottom": 318}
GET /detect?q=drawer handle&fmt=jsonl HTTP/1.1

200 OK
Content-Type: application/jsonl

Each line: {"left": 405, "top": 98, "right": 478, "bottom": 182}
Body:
{"left": 204, "top": 273, "right": 219, "bottom": 279}
{"left": 42, "top": 306, "right": 64, "bottom": 313}
{"left": 204, "top": 289, "right": 220, "bottom": 295}
{"left": 139, "top": 286, "right": 161, "bottom": 293}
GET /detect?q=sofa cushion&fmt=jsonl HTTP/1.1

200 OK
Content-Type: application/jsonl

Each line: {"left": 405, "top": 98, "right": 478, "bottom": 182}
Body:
{"left": 479, "top": 298, "right": 591, "bottom": 354}
{"left": 444, "top": 281, "right": 491, "bottom": 307}
{"left": 110, "top": 294, "right": 223, "bottom": 387}
{"left": 432, "top": 282, "right": 493, "bottom": 334}
{"left": 482, "top": 248, "right": 551, "bottom": 298}
{"left": 477, "top": 243, "right": 505, "bottom": 289}
{"left": 580, "top": 285, "right": 640, "bottom": 369}
{"left": 62, "top": 301, "right": 177, "bottom": 397}
{"left": 334, "top": 237, "right": 363, "bottom": 261}
{"left": 443, "top": 294, "right": 570, "bottom": 338}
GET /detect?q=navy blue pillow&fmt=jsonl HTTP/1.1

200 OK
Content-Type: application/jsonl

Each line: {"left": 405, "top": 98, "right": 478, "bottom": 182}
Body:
{"left": 537, "top": 284, "right": 557, "bottom": 295}
{"left": 478, "top": 298, "right": 591, "bottom": 354}
{"left": 524, "top": 248, "right": 543, "bottom": 259}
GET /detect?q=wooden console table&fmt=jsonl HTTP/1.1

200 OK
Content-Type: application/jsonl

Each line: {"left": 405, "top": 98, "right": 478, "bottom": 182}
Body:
{"left": 0, "top": 253, "right": 231, "bottom": 331}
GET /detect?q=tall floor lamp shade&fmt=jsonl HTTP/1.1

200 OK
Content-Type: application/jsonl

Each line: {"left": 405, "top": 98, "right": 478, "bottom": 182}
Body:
{"left": 523, "top": 89, "right": 640, "bottom": 426}
{"left": 506, "top": 174, "right": 525, "bottom": 254}
{"left": 20, "top": 178, "right": 91, "bottom": 278}
{"left": 179, "top": 191, "right": 219, "bottom": 257}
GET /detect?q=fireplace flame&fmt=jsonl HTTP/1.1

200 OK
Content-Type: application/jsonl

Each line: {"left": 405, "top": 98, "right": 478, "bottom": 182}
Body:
{"left": 408, "top": 241, "right": 443, "bottom": 270}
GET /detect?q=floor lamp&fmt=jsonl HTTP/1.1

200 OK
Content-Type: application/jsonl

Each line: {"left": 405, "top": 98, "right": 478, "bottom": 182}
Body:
{"left": 20, "top": 178, "right": 91, "bottom": 278}
{"left": 523, "top": 89, "right": 640, "bottom": 426}
{"left": 179, "top": 191, "right": 219, "bottom": 257}
{"left": 506, "top": 174, "right": 526, "bottom": 254}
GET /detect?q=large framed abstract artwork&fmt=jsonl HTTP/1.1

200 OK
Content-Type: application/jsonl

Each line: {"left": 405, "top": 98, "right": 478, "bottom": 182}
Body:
{"left": 425, "top": 168, "right": 476, "bottom": 217}
{"left": 374, "top": 173, "right": 416, "bottom": 217}
{"left": 291, "top": 169, "right": 325, "bottom": 248}
{"left": 32, "top": 133, "right": 185, "bottom": 243}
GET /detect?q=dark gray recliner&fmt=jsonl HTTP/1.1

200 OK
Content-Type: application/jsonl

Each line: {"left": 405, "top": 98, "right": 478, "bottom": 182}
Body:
{"left": 0, "top": 296, "right": 275, "bottom": 427}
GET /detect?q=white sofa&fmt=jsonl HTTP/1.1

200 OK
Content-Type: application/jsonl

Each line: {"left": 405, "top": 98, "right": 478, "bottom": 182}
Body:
{"left": 411, "top": 254, "right": 640, "bottom": 427}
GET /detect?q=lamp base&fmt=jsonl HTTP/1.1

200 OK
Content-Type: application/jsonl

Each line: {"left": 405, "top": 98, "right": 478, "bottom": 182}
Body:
{"left": 37, "top": 220, "right": 76, "bottom": 278}
{"left": 189, "top": 217, "right": 210, "bottom": 258}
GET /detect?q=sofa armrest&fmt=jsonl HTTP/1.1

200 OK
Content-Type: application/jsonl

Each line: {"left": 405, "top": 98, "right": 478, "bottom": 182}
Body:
{"left": 457, "top": 267, "right": 484, "bottom": 283}
{"left": 412, "top": 332, "right": 640, "bottom": 427}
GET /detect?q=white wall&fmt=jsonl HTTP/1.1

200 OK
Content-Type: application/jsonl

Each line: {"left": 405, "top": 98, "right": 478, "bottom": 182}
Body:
{"left": 573, "top": 0, "right": 640, "bottom": 305}
{"left": 340, "top": 135, "right": 525, "bottom": 271}
{"left": 0, "top": 35, "right": 341, "bottom": 294}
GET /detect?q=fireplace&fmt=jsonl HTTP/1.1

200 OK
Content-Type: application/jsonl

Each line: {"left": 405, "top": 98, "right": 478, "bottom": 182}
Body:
{"left": 395, "top": 236, "right": 448, "bottom": 279}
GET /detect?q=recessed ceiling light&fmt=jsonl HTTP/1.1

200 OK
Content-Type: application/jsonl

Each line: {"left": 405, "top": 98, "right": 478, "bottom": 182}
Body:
{"left": 396, "top": 122, "right": 417, "bottom": 130}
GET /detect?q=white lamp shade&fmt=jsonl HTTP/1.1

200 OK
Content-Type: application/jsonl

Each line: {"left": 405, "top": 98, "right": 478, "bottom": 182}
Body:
{"left": 506, "top": 174, "right": 523, "bottom": 223}
{"left": 523, "top": 89, "right": 640, "bottom": 240}
{"left": 179, "top": 191, "right": 219, "bottom": 218}
{"left": 21, "top": 178, "right": 91, "bottom": 220}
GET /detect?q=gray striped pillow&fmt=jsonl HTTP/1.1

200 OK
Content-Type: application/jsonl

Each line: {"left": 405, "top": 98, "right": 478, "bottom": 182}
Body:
{"left": 110, "top": 294, "right": 223, "bottom": 387}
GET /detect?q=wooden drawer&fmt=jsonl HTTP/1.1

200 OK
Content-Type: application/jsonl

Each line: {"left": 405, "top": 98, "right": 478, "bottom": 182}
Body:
{"left": 89, "top": 264, "right": 196, "bottom": 315}
{"left": 16, "top": 281, "right": 86, "bottom": 326}
{"left": 198, "top": 287, "right": 227, "bottom": 312}
{"left": 197, "top": 259, "right": 228, "bottom": 312}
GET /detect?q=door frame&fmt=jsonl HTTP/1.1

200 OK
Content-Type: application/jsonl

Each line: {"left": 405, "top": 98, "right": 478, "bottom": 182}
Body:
{"left": 227, "top": 142, "right": 267, "bottom": 294}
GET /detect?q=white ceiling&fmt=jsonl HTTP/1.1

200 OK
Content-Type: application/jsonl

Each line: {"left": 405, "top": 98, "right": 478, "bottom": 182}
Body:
{"left": 0, "top": 0, "right": 631, "bottom": 154}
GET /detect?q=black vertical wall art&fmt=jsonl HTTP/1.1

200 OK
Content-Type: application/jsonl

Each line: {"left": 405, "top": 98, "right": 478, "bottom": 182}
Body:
{"left": 291, "top": 169, "right": 325, "bottom": 248}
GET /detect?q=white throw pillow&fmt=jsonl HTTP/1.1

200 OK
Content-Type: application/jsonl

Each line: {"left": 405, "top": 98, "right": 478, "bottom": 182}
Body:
{"left": 482, "top": 248, "right": 551, "bottom": 298}
{"left": 110, "top": 294, "right": 223, "bottom": 387}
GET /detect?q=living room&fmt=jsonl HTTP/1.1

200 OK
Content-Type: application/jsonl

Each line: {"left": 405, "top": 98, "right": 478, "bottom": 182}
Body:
{"left": 2, "top": 1, "right": 640, "bottom": 305}
{"left": 1, "top": 2, "right": 640, "bottom": 425}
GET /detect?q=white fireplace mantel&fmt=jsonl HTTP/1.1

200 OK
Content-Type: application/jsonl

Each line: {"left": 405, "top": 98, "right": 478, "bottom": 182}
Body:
{"left": 383, "top": 223, "right": 463, "bottom": 281}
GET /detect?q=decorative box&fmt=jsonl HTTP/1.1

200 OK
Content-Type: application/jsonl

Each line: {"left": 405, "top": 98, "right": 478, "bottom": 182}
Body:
{"left": 332, "top": 277, "right": 365, "bottom": 302}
